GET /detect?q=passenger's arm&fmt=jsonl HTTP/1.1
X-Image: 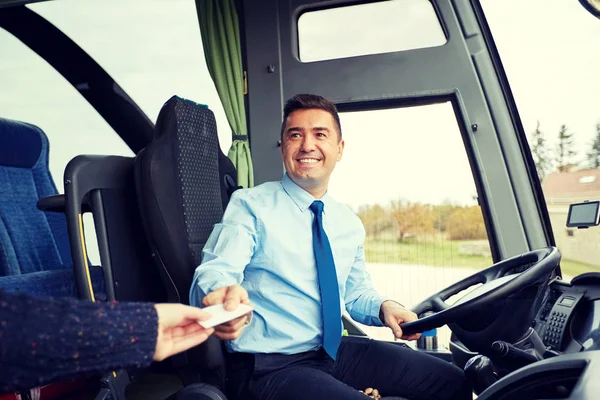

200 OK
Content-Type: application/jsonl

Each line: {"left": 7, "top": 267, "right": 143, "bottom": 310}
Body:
{"left": 153, "top": 303, "right": 215, "bottom": 361}
{"left": 0, "top": 291, "right": 213, "bottom": 393}
{"left": 344, "top": 243, "right": 390, "bottom": 327}
{"left": 189, "top": 190, "right": 259, "bottom": 306}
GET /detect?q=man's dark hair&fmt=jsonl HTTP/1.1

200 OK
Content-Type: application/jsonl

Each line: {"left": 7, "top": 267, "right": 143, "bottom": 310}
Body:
{"left": 280, "top": 94, "right": 342, "bottom": 141}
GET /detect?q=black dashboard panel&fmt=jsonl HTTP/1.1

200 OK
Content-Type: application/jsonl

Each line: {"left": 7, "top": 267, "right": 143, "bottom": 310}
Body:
{"left": 572, "top": 300, "right": 600, "bottom": 351}
{"left": 477, "top": 351, "right": 599, "bottom": 400}
{"left": 533, "top": 280, "right": 586, "bottom": 351}
{"left": 475, "top": 273, "right": 600, "bottom": 399}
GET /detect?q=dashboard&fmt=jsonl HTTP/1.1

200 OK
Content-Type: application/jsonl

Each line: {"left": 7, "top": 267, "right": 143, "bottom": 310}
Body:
{"left": 533, "top": 278, "right": 586, "bottom": 352}
{"left": 533, "top": 272, "right": 600, "bottom": 354}
{"left": 475, "top": 272, "right": 600, "bottom": 399}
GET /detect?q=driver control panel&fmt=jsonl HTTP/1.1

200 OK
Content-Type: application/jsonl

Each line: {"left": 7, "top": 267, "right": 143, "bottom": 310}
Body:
{"left": 534, "top": 284, "right": 585, "bottom": 351}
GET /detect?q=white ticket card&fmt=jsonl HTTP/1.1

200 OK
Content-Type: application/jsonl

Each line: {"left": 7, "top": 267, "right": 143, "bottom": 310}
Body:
{"left": 198, "top": 303, "right": 253, "bottom": 328}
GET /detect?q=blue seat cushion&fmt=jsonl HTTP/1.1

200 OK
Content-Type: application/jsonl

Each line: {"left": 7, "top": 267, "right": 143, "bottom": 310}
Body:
{"left": 0, "top": 119, "right": 73, "bottom": 276}
{"left": 0, "top": 118, "right": 103, "bottom": 299}
{"left": 0, "top": 266, "right": 105, "bottom": 299}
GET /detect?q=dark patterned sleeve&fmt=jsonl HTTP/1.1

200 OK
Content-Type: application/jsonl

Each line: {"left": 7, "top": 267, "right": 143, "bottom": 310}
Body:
{"left": 0, "top": 290, "right": 158, "bottom": 392}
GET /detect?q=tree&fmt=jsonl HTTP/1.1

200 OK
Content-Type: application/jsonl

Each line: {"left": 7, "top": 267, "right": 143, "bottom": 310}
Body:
{"left": 529, "top": 121, "right": 552, "bottom": 181}
{"left": 556, "top": 124, "right": 577, "bottom": 172}
{"left": 356, "top": 204, "right": 392, "bottom": 240}
{"left": 586, "top": 123, "right": 600, "bottom": 169}
{"left": 432, "top": 200, "right": 458, "bottom": 233}
{"left": 389, "top": 199, "right": 435, "bottom": 241}
{"left": 445, "top": 206, "right": 487, "bottom": 241}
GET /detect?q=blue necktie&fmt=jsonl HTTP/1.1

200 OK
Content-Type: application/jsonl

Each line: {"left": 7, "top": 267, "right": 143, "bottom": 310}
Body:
{"left": 310, "top": 200, "right": 342, "bottom": 359}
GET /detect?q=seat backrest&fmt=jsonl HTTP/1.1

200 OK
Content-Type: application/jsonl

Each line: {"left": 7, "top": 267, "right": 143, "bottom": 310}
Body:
{"left": 134, "top": 96, "right": 238, "bottom": 390}
{"left": 0, "top": 118, "right": 73, "bottom": 276}
{"left": 134, "top": 96, "right": 238, "bottom": 304}
{"left": 61, "top": 154, "right": 165, "bottom": 302}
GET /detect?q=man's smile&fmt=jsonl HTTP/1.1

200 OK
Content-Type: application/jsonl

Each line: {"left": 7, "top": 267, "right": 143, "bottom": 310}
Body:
{"left": 297, "top": 157, "right": 321, "bottom": 164}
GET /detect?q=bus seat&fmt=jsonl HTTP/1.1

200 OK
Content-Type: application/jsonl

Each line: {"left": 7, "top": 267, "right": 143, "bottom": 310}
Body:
{"left": 134, "top": 96, "right": 238, "bottom": 393}
{"left": 55, "top": 154, "right": 171, "bottom": 398}
{"left": 0, "top": 118, "right": 103, "bottom": 298}
{"left": 61, "top": 154, "right": 165, "bottom": 303}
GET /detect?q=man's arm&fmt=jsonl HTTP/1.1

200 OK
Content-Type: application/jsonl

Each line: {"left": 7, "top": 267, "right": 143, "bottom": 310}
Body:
{"left": 189, "top": 191, "right": 257, "bottom": 339}
{"left": 189, "top": 190, "right": 259, "bottom": 305}
{"left": 344, "top": 244, "right": 421, "bottom": 340}
{"left": 344, "top": 244, "right": 390, "bottom": 327}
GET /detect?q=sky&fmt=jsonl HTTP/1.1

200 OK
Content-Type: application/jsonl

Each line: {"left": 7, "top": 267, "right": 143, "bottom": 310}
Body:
{"left": 1, "top": 0, "right": 599, "bottom": 211}
{"left": 481, "top": 0, "right": 600, "bottom": 161}
{"left": 327, "top": 103, "right": 477, "bottom": 208}
{"left": 0, "top": 0, "right": 230, "bottom": 193}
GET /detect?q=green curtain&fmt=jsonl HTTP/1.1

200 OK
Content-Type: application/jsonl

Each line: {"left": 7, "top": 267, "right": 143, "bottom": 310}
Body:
{"left": 197, "top": 0, "right": 254, "bottom": 188}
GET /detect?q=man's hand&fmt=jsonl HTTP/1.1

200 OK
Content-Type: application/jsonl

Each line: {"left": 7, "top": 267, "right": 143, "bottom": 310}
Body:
{"left": 202, "top": 285, "right": 253, "bottom": 340}
{"left": 360, "top": 388, "right": 382, "bottom": 399}
{"left": 153, "top": 303, "right": 214, "bottom": 361}
{"left": 379, "top": 300, "right": 421, "bottom": 341}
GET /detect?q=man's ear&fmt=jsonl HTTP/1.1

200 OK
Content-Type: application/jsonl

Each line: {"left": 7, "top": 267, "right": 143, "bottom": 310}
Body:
{"left": 336, "top": 139, "right": 345, "bottom": 161}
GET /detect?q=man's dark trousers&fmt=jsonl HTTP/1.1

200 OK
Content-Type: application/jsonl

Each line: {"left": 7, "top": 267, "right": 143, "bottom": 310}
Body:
{"left": 227, "top": 336, "right": 471, "bottom": 400}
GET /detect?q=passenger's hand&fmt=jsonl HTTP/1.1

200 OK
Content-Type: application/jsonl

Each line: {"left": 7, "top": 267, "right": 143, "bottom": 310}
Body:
{"left": 379, "top": 300, "right": 421, "bottom": 341}
{"left": 153, "top": 303, "right": 214, "bottom": 361}
{"left": 202, "top": 285, "right": 253, "bottom": 341}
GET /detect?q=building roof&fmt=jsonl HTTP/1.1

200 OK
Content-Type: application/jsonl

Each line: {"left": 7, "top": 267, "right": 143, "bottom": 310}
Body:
{"left": 543, "top": 169, "right": 600, "bottom": 203}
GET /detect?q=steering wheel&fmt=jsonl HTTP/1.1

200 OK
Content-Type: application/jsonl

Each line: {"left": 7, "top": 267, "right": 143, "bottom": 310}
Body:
{"left": 400, "top": 247, "right": 561, "bottom": 350}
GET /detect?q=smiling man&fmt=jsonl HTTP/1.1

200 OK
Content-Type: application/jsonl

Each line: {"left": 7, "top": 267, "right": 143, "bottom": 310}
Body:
{"left": 190, "top": 94, "right": 471, "bottom": 400}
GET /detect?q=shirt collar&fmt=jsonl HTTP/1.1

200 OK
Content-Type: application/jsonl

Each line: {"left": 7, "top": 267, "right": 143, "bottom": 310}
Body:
{"left": 281, "top": 173, "right": 331, "bottom": 213}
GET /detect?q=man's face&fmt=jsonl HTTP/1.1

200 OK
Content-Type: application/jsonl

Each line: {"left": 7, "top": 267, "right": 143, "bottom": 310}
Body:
{"left": 281, "top": 108, "right": 344, "bottom": 196}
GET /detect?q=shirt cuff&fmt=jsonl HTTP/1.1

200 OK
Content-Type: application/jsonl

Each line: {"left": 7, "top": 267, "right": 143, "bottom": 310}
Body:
{"left": 190, "top": 270, "right": 236, "bottom": 306}
{"left": 371, "top": 297, "right": 394, "bottom": 326}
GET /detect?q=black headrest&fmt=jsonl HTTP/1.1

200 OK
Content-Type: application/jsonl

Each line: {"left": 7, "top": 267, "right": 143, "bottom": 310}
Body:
{"left": 135, "top": 96, "right": 237, "bottom": 303}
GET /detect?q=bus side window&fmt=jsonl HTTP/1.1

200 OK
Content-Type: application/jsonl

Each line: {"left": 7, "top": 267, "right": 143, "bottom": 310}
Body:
{"left": 329, "top": 103, "right": 490, "bottom": 344}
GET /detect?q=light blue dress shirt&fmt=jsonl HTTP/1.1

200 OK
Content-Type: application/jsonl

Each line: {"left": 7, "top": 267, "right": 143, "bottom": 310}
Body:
{"left": 190, "top": 173, "right": 388, "bottom": 354}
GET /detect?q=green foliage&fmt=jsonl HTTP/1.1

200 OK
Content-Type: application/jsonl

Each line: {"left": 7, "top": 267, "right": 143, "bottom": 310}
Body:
{"left": 529, "top": 121, "right": 552, "bottom": 181}
{"left": 355, "top": 200, "right": 486, "bottom": 242}
{"left": 355, "top": 199, "right": 600, "bottom": 278}
{"left": 586, "top": 123, "right": 600, "bottom": 169}
{"left": 364, "top": 237, "right": 492, "bottom": 268}
{"left": 556, "top": 124, "right": 577, "bottom": 172}
{"left": 356, "top": 203, "right": 392, "bottom": 240}
{"left": 363, "top": 237, "right": 600, "bottom": 277}
{"left": 432, "top": 200, "right": 458, "bottom": 232}
{"left": 445, "top": 206, "right": 487, "bottom": 240}
{"left": 390, "top": 199, "right": 435, "bottom": 241}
